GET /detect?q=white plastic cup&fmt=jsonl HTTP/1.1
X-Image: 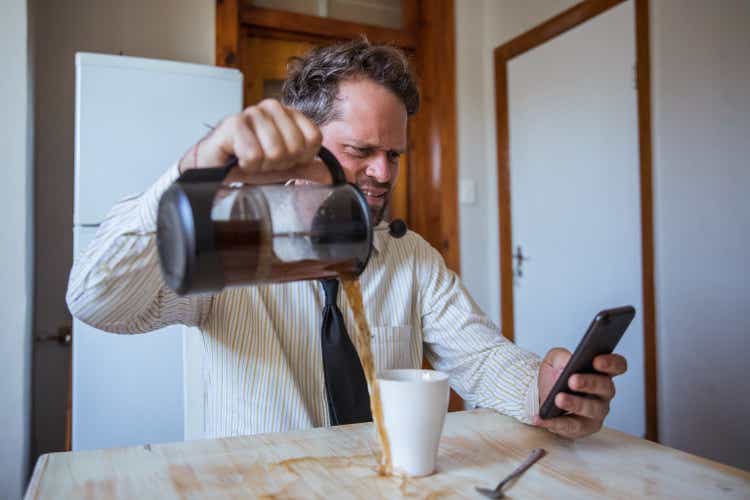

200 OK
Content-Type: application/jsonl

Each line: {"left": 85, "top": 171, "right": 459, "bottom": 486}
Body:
{"left": 377, "top": 369, "right": 450, "bottom": 476}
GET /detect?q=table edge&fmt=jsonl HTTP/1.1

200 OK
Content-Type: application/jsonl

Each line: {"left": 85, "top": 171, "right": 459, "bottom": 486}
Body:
{"left": 23, "top": 453, "right": 49, "bottom": 500}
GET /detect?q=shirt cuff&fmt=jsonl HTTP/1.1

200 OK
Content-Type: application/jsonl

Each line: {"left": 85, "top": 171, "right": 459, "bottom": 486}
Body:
{"left": 138, "top": 162, "right": 181, "bottom": 231}
{"left": 524, "top": 361, "right": 541, "bottom": 423}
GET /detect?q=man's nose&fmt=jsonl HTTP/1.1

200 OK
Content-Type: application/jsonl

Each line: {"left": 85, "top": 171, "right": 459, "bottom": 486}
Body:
{"left": 365, "top": 154, "right": 391, "bottom": 183}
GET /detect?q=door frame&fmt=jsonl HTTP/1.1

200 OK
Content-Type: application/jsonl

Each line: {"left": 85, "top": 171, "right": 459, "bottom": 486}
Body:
{"left": 493, "top": 0, "right": 657, "bottom": 441}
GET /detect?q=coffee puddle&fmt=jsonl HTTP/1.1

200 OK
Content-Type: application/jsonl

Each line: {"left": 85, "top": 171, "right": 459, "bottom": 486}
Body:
{"left": 341, "top": 278, "right": 393, "bottom": 476}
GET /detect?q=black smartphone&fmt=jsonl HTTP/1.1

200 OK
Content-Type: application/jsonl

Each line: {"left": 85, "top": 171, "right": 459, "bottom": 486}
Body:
{"left": 539, "top": 305, "right": 636, "bottom": 420}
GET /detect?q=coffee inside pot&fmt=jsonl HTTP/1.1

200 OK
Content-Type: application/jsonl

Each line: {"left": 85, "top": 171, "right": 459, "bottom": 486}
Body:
{"left": 156, "top": 147, "right": 402, "bottom": 295}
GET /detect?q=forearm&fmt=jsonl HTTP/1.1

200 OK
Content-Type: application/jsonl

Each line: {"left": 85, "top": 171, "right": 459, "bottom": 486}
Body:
{"left": 66, "top": 163, "right": 210, "bottom": 333}
{"left": 459, "top": 340, "right": 541, "bottom": 424}
{"left": 424, "top": 309, "right": 541, "bottom": 423}
{"left": 417, "top": 238, "right": 541, "bottom": 423}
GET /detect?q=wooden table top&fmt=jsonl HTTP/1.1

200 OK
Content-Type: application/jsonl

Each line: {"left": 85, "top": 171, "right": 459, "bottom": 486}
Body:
{"left": 25, "top": 409, "right": 750, "bottom": 499}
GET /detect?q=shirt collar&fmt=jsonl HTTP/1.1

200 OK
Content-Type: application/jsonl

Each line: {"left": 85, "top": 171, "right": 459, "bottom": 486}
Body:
{"left": 371, "top": 220, "right": 387, "bottom": 254}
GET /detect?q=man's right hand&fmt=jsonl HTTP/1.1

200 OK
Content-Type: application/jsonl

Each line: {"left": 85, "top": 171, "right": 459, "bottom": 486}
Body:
{"left": 179, "top": 99, "right": 323, "bottom": 179}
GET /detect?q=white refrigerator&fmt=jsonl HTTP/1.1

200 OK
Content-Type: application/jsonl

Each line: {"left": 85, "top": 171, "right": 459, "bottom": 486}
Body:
{"left": 73, "top": 53, "right": 242, "bottom": 450}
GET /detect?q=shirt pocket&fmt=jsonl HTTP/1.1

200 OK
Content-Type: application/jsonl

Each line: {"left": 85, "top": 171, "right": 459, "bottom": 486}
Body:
{"left": 370, "top": 325, "right": 414, "bottom": 372}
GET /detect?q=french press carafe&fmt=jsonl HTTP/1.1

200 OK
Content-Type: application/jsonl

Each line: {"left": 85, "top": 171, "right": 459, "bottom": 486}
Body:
{"left": 156, "top": 146, "right": 405, "bottom": 295}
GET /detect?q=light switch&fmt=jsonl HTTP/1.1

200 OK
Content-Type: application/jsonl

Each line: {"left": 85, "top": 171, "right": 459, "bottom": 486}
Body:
{"left": 459, "top": 178, "right": 477, "bottom": 205}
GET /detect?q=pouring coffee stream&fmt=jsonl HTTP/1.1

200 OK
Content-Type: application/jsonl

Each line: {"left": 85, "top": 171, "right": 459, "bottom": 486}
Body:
{"left": 156, "top": 146, "right": 403, "bottom": 474}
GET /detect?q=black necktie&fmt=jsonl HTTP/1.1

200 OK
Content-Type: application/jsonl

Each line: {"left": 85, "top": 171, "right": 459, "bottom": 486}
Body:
{"left": 319, "top": 279, "right": 372, "bottom": 425}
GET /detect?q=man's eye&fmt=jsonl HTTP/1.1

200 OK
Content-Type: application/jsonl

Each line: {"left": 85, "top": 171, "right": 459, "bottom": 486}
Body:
{"left": 388, "top": 152, "right": 401, "bottom": 162}
{"left": 346, "top": 147, "right": 368, "bottom": 157}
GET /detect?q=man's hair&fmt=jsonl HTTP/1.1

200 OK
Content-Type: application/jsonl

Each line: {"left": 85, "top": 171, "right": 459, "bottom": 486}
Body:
{"left": 281, "top": 38, "right": 420, "bottom": 125}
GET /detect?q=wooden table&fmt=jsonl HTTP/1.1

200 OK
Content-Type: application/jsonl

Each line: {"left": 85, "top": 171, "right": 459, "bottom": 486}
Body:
{"left": 25, "top": 409, "right": 750, "bottom": 499}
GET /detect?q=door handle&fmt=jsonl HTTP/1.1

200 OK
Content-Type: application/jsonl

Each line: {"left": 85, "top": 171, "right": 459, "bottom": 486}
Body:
{"left": 512, "top": 245, "right": 530, "bottom": 278}
{"left": 34, "top": 325, "right": 72, "bottom": 345}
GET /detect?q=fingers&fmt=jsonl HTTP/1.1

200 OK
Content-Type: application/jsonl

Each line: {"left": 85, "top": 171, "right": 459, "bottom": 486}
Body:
{"left": 533, "top": 414, "right": 601, "bottom": 439}
{"left": 197, "top": 99, "right": 322, "bottom": 176}
{"left": 555, "top": 392, "right": 610, "bottom": 420}
{"left": 568, "top": 373, "right": 616, "bottom": 399}
{"left": 534, "top": 349, "right": 627, "bottom": 440}
{"left": 593, "top": 353, "right": 628, "bottom": 376}
{"left": 262, "top": 100, "right": 305, "bottom": 158}
{"left": 244, "top": 105, "right": 287, "bottom": 172}
{"left": 534, "top": 376, "right": 613, "bottom": 440}
{"left": 537, "top": 348, "right": 572, "bottom": 420}
{"left": 228, "top": 114, "right": 262, "bottom": 171}
{"left": 254, "top": 100, "right": 309, "bottom": 168}
{"left": 288, "top": 107, "right": 322, "bottom": 162}
{"left": 246, "top": 99, "right": 323, "bottom": 172}
{"left": 545, "top": 347, "right": 571, "bottom": 367}
{"left": 542, "top": 347, "right": 571, "bottom": 375}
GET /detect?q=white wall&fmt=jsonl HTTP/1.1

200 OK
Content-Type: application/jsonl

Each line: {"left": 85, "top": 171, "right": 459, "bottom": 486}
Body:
{"left": 0, "top": 0, "right": 33, "bottom": 497}
{"left": 456, "top": 0, "right": 750, "bottom": 471}
{"left": 31, "top": 0, "right": 214, "bottom": 458}
{"left": 456, "top": 0, "right": 578, "bottom": 325}
{"left": 651, "top": 0, "right": 750, "bottom": 471}
{"left": 455, "top": 0, "right": 492, "bottom": 318}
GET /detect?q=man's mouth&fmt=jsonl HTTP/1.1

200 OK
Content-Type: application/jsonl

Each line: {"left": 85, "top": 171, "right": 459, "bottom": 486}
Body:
{"left": 361, "top": 188, "right": 387, "bottom": 199}
{"left": 358, "top": 185, "right": 389, "bottom": 205}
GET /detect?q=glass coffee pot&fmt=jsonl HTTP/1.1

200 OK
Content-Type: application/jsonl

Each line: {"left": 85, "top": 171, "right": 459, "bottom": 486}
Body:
{"left": 156, "top": 146, "right": 406, "bottom": 295}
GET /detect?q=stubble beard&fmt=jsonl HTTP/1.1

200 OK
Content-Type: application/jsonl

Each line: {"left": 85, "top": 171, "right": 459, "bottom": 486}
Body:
{"left": 368, "top": 200, "right": 388, "bottom": 226}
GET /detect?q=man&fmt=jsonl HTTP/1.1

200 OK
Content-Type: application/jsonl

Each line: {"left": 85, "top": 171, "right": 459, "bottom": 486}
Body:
{"left": 67, "top": 39, "right": 626, "bottom": 440}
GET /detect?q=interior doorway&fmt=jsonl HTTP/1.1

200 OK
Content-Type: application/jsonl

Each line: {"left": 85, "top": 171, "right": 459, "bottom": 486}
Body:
{"left": 494, "top": 0, "right": 657, "bottom": 439}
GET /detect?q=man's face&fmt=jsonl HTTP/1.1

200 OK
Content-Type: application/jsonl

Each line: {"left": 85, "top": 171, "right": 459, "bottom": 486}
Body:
{"left": 319, "top": 78, "right": 408, "bottom": 225}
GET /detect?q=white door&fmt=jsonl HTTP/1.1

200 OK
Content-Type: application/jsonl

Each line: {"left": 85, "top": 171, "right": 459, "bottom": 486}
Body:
{"left": 507, "top": 0, "right": 645, "bottom": 436}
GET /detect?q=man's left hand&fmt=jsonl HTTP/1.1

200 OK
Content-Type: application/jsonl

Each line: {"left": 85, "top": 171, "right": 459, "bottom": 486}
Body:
{"left": 533, "top": 348, "right": 627, "bottom": 439}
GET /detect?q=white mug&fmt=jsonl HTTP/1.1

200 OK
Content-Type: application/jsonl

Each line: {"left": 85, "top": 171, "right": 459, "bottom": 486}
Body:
{"left": 377, "top": 369, "right": 450, "bottom": 476}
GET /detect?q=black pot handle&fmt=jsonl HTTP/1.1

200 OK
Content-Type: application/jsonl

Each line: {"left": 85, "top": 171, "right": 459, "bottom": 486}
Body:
{"left": 316, "top": 146, "right": 347, "bottom": 185}
{"left": 178, "top": 145, "right": 346, "bottom": 185}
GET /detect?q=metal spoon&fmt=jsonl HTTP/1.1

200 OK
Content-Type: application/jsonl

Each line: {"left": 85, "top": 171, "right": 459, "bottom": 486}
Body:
{"left": 475, "top": 448, "right": 546, "bottom": 498}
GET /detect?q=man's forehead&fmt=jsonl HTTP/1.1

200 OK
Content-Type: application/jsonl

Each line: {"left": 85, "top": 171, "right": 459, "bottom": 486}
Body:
{"left": 330, "top": 80, "right": 408, "bottom": 149}
{"left": 340, "top": 135, "right": 407, "bottom": 153}
{"left": 332, "top": 123, "right": 407, "bottom": 153}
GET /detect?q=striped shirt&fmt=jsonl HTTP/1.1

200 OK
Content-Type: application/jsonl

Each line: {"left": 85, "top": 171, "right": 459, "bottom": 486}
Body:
{"left": 66, "top": 164, "right": 541, "bottom": 438}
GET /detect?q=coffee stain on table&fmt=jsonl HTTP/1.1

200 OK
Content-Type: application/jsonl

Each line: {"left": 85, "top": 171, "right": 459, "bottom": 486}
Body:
{"left": 168, "top": 464, "right": 204, "bottom": 496}
{"left": 271, "top": 453, "right": 374, "bottom": 475}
